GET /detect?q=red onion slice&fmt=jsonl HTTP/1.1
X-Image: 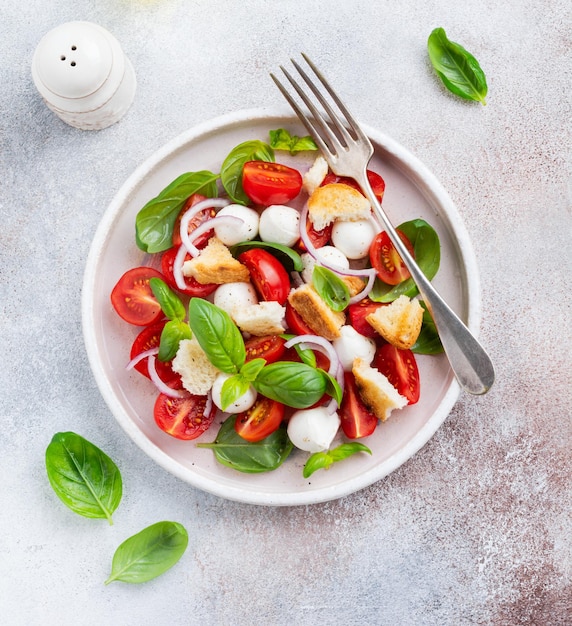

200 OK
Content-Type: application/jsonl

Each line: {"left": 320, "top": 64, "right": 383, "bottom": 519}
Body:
{"left": 181, "top": 214, "right": 244, "bottom": 257}
{"left": 126, "top": 347, "right": 160, "bottom": 370}
{"left": 173, "top": 244, "right": 189, "bottom": 291}
{"left": 148, "top": 354, "right": 190, "bottom": 399}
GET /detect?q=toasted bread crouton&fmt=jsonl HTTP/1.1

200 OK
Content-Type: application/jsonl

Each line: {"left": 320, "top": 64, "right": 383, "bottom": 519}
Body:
{"left": 352, "top": 357, "right": 408, "bottom": 421}
{"left": 232, "top": 302, "right": 286, "bottom": 336}
{"left": 302, "top": 155, "right": 329, "bottom": 195}
{"left": 366, "top": 295, "right": 423, "bottom": 349}
{"left": 307, "top": 183, "right": 371, "bottom": 231}
{"left": 182, "top": 237, "right": 250, "bottom": 284}
{"left": 288, "top": 283, "right": 345, "bottom": 340}
{"left": 343, "top": 275, "right": 366, "bottom": 297}
{"left": 171, "top": 337, "right": 220, "bottom": 395}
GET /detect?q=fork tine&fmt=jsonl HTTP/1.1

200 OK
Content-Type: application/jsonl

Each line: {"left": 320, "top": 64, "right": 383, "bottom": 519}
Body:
{"left": 301, "top": 53, "right": 371, "bottom": 146}
{"left": 270, "top": 71, "right": 332, "bottom": 157}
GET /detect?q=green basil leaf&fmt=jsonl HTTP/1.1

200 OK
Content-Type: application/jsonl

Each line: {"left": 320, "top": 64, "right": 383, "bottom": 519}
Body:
{"left": 220, "top": 140, "right": 274, "bottom": 204}
{"left": 427, "top": 27, "right": 488, "bottom": 105}
{"left": 370, "top": 219, "right": 441, "bottom": 303}
{"left": 312, "top": 265, "right": 350, "bottom": 312}
{"left": 220, "top": 374, "right": 251, "bottom": 411}
{"left": 188, "top": 298, "right": 245, "bottom": 374}
{"left": 269, "top": 128, "right": 318, "bottom": 155}
{"left": 197, "top": 415, "right": 293, "bottom": 473}
{"left": 320, "top": 369, "right": 343, "bottom": 406}
{"left": 303, "top": 443, "right": 372, "bottom": 478}
{"left": 411, "top": 301, "right": 444, "bottom": 354}
{"left": 45, "top": 432, "right": 122, "bottom": 524}
{"left": 253, "top": 361, "right": 326, "bottom": 408}
{"left": 280, "top": 335, "right": 317, "bottom": 367}
{"left": 135, "top": 171, "right": 219, "bottom": 253}
{"left": 149, "top": 277, "right": 186, "bottom": 321}
{"left": 230, "top": 240, "right": 304, "bottom": 272}
{"left": 105, "top": 521, "right": 188, "bottom": 585}
{"left": 158, "top": 319, "right": 192, "bottom": 362}
{"left": 240, "top": 357, "right": 266, "bottom": 382}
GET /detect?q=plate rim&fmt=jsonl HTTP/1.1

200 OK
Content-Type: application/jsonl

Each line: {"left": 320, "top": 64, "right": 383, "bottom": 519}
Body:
{"left": 82, "top": 107, "right": 481, "bottom": 506}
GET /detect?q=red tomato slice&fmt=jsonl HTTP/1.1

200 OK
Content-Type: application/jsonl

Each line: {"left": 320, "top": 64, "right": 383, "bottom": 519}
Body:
{"left": 244, "top": 335, "right": 286, "bottom": 364}
{"left": 322, "top": 169, "right": 385, "bottom": 202}
{"left": 160, "top": 247, "right": 217, "bottom": 298}
{"left": 234, "top": 397, "right": 285, "bottom": 442}
{"left": 374, "top": 343, "right": 420, "bottom": 404}
{"left": 130, "top": 321, "right": 182, "bottom": 388}
{"left": 298, "top": 216, "right": 333, "bottom": 251}
{"left": 285, "top": 302, "right": 315, "bottom": 335}
{"left": 110, "top": 266, "right": 165, "bottom": 326}
{"left": 370, "top": 229, "right": 415, "bottom": 285}
{"left": 153, "top": 393, "right": 216, "bottom": 440}
{"left": 348, "top": 298, "right": 387, "bottom": 338}
{"left": 339, "top": 371, "right": 378, "bottom": 438}
{"left": 172, "top": 194, "right": 216, "bottom": 248}
{"left": 242, "top": 161, "right": 302, "bottom": 206}
{"left": 238, "top": 248, "right": 290, "bottom": 304}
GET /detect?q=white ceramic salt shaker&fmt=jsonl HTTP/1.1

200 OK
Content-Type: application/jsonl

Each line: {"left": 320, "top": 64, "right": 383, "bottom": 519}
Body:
{"left": 31, "top": 21, "right": 136, "bottom": 130}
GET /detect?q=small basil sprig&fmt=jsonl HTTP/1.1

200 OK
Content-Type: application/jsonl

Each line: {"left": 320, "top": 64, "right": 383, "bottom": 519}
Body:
{"left": 188, "top": 298, "right": 245, "bottom": 374}
{"left": 253, "top": 361, "right": 327, "bottom": 409}
{"left": 135, "top": 171, "right": 218, "bottom": 253}
{"left": 303, "top": 443, "right": 372, "bottom": 478}
{"left": 45, "top": 432, "right": 122, "bottom": 525}
{"left": 269, "top": 128, "right": 318, "bottom": 155}
{"left": 220, "top": 358, "right": 266, "bottom": 411}
{"left": 220, "top": 140, "right": 274, "bottom": 204}
{"left": 197, "top": 415, "right": 293, "bottom": 473}
{"left": 149, "top": 277, "right": 192, "bottom": 361}
{"left": 427, "top": 28, "right": 488, "bottom": 105}
{"left": 231, "top": 240, "right": 304, "bottom": 272}
{"left": 370, "top": 219, "right": 440, "bottom": 303}
{"left": 411, "top": 301, "right": 444, "bottom": 354}
{"left": 312, "top": 265, "right": 350, "bottom": 312}
{"left": 105, "top": 521, "right": 188, "bottom": 585}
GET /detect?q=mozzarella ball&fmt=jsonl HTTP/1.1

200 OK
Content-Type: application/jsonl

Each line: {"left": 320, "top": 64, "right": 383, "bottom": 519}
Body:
{"left": 211, "top": 372, "right": 257, "bottom": 414}
{"left": 331, "top": 219, "right": 377, "bottom": 260}
{"left": 214, "top": 204, "right": 259, "bottom": 246}
{"left": 259, "top": 205, "right": 300, "bottom": 247}
{"left": 301, "top": 246, "right": 350, "bottom": 283}
{"left": 214, "top": 282, "right": 258, "bottom": 316}
{"left": 287, "top": 407, "right": 341, "bottom": 453}
{"left": 333, "top": 325, "right": 377, "bottom": 371}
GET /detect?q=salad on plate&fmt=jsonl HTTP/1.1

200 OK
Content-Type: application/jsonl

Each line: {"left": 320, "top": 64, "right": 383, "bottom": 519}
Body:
{"left": 109, "top": 128, "right": 443, "bottom": 479}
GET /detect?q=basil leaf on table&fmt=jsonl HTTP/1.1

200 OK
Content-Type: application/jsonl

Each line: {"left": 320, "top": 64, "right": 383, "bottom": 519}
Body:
{"left": 269, "top": 128, "right": 318, "bottom": 155}
{"left": 188, "top": 298, "right": 245, "bottom": 373}
{"left": 253, "top": 361, "right": 327, "bottom": 409}
{"left": 411, "top": 301, "right": 444, "bottom": 355}
{"left": 105, "top": 521, "right": 188, "bottom": 585}
{"left": 197, "top": 415, "right": 293, "bottom": 473}
{"left": 230, "top": 240, "right": 304, "bottom": 272}
{"left": 220, "top": 140, "right": 274, "bottom": 204}
{"left": 135, "top": 170, "right": 219, "bottom": 253}
{"left": 303, "top": 443, "right": 372, "bottom": 478}
{"left": 45, "top": 432, "right": 122, "bottom": 524}
{"left": 312, "top": 265, "right": 351, "bottom": 312}
{"left": 370, "top": 219, "right": 441, "bottom": 303}
{"left": 427, "top": 27, "right": 488, "bottom": 105}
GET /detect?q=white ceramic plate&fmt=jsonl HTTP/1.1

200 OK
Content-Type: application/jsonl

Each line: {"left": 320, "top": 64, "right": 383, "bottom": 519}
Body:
{"left": 82, "top": 108, "right": 481, "bottom": 506}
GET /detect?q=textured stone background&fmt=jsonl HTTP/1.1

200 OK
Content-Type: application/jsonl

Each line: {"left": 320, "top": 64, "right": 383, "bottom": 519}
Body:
{"left": 1, "top": 1, "right": 570, "bottom": 624}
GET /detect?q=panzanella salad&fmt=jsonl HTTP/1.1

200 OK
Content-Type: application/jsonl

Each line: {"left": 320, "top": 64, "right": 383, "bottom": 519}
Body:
{"left": 110, "top": 129, "right": 443, "bottom": 478}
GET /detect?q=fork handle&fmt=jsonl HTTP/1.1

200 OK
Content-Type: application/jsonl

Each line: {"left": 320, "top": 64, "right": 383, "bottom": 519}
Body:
{"left": 357, "top": 175, "right": 495, "bottom": 395}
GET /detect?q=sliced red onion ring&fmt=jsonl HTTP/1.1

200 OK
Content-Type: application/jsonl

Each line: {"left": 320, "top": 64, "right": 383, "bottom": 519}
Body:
{"left": 325, "top": 397, "right": 339, "bottom": 415}
{"left": 299, "top": 204, "right": 376, "bottom": 304}
{"left": 181, "top": 214, "right": 244, "bottom": 257}
{"left": 126, "top": 346, "right": 159, "bottom": 370}
{"left": 290, "top": 271, "right": 304, "bottom": 287}
{"left": 284, "top": 334, "right": 340, "bottom": 380}
{"left": 179, "top": 197, "right": 231, "bottom": 245}
{"left": 173, "top": 243, "right": 189, "bottom": 291}
{"left": 148, "top": 354, "right": 190, "bottom": 399}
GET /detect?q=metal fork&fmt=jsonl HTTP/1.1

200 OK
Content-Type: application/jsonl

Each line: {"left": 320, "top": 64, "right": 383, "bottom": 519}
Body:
{"left": 271, "top": 54, "right": 495, "bottom": 395}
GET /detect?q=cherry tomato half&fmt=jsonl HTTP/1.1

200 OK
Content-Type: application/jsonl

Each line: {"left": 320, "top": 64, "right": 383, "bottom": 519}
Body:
{"left": 374, "top": 343, "right": 420, "bottom": 404}
{"left": 339, "top": 371, "right": 378, "bottom": 439}
{"left": 110, "top": 266, "right": 165, "bottom": 326}
{"left": 154, "top": 393, "right": 216, "bottom": 440}
{"left": 242, "top": 161, "right": 303, "bottom": 206}
{"left": 322, "top": 169, "right": 385, "bottom": 202}
{"left": 172, "top": 194, "right": 216, "bottom": 248}
{"left": 285, "top": 302, "right": 315, "bottom": 335}
{"left": 238, "top": 248, "right": 290, "bottom": 305}
{"left": 369, "top": 229, "right": 415, "bottom": 285}
{"left": 348, "top": 298, "right": 387, "bottom": 338}
{"left": 130, "top": 321, "right": 182, "bottom": 388}
{"left": 161, "top": 246, "right": 217, "bottom": 298}
{"left": 298, "top": 216, "right": 333, "bottom": 251}
{"left": 244, "top": 335, "right": 286, "bottom": 364}
{"left": 234, "top": 396, "right": 285, "bottom": 442}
